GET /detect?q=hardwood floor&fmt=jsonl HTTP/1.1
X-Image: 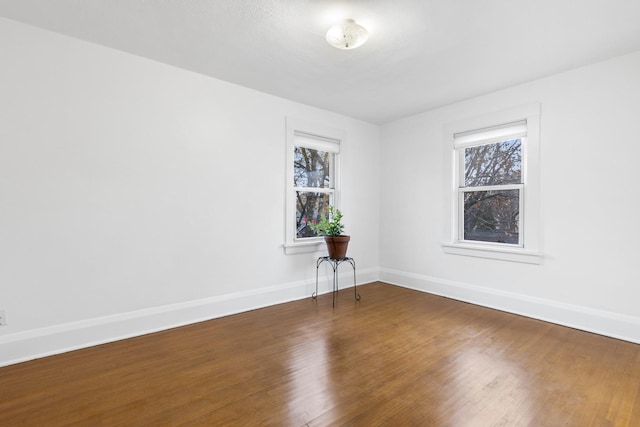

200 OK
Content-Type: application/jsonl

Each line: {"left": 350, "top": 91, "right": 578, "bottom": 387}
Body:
{"left": 1, "top": 282, "right": 639, "bottom": 426}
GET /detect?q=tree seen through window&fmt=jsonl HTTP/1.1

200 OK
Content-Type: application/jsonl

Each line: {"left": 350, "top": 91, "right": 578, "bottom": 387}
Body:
{"left": 294, "top": 147, "right": 333, "bottom": 238}
{"left": 462, "top": 139, "right": 521, "bottom": 244}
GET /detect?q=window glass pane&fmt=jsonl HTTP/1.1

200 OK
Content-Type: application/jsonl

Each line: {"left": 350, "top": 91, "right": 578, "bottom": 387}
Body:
{"left": 463, "top": 189, "right": 519, "bottom": 244}
{"left": 294, "top": 147, "right": 333, "bottom": 188}
{"left": 465, "top": 139, "right": 521, "bottom": 187}
{"left": 296, "top": 191, "right": 331, "bottom": 238}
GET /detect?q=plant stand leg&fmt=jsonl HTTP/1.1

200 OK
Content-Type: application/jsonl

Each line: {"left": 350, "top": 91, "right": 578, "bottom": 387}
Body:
{"left": 313, "top": 256, "right": 326, "bottom": 299}
{"left": 346, "top": 258, "right": 360, "bottom": 302}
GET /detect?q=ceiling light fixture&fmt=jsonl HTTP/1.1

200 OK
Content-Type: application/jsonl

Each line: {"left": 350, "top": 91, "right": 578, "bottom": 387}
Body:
{"left": 325, "top": 19, "right": 369, "bottom": 50}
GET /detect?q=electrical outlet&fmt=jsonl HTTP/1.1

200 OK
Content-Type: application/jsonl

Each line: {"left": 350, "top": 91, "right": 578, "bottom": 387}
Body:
{"left": 0, "top": 309, "right": 6, "bottom": 326}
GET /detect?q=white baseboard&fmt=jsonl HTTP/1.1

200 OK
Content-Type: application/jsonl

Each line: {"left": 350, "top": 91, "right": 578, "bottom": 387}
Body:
{"left": 380, "top": 268, "right": 640, "bottom": 344}
{"left": 3, "top": 266, "right": 636, "bottom": 367}
{"left": 0, "top": 267, "right": 378, "bottom": 367}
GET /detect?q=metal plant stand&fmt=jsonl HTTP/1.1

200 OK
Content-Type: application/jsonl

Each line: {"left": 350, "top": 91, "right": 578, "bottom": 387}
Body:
{"left": 313, "top": 256, "right": 361, "bottom": 307}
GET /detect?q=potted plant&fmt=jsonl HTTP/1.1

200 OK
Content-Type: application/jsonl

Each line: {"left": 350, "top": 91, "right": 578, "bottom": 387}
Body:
{"left": 311, "top": 205, "right": 350, "bottom": 259}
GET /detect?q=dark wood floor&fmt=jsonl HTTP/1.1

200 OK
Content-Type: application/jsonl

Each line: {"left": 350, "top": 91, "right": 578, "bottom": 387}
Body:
{"left": 1, "top": 282, "right": 639, "bottom": 426}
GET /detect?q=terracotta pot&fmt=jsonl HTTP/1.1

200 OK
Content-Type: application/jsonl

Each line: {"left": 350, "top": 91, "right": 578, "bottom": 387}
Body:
{"left": 324, "top": 235, "right": 350, "bottom": 259}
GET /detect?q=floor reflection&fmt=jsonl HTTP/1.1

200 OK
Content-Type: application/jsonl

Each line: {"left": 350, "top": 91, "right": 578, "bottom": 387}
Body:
{"left": 284, "top": 328, "right": 336, "bottom": 425}
{"left": 443, "top": 346, "right": 534, "bottom": 426}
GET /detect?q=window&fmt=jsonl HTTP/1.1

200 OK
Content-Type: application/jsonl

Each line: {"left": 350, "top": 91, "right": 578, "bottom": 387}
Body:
{"left": 293, "top": 137, "right": 337, "bottom": 238}
{"left": 443, "top": 104, "right": 541, "bottom": 263}
{"left": 457, "top": 122, "right": 525, "bottom": 245}
{"left": 285, "top": 118, "right": 344, "bottom": 254}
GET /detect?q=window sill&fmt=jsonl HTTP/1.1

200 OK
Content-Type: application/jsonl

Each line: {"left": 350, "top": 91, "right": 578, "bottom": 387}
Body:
{"left": 442, "top": 242, "right": 542, "bottom": 264}
{"left": 284, "top": 240, "right": 325, "bottom": 255}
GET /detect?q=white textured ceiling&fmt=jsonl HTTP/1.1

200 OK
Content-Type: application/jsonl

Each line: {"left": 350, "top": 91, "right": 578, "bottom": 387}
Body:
{"left": 1, "top": 0, "right": 640, "bottom": 124}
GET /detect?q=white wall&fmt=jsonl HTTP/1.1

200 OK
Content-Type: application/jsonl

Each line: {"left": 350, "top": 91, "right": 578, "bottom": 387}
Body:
{"left": 379, "top": 50, "right": 640, "bottom": 342}
{"left": 3, "top": 16, "right": 639, "bottom": 366}
{"left": 0, "top": 18, "right": 380, "bottom": 365}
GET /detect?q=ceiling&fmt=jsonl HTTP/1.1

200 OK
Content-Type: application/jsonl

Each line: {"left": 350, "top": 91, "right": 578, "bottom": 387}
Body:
{"left": 1, "top": 0, "right": 640, "bottom": 124}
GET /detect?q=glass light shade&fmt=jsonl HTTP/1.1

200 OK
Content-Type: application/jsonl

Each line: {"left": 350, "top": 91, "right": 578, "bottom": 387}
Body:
{"left": 326, "top": 19, "right": 368, "bottom": 50}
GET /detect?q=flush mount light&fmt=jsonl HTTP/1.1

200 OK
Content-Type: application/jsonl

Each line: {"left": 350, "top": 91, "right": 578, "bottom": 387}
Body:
{"left": 325, "top": 19, "right": 369, "bottom": 50}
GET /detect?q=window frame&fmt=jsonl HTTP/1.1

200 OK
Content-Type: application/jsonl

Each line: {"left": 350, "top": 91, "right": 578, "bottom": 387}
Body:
{"left": 284, "top": 117, "right": 345, "bottom": 255}
{"left": 442, "top": 104, "right": 542, "bottom": 264}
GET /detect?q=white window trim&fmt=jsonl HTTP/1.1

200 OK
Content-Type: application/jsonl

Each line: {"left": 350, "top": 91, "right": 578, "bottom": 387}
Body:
{"left": 284, "top": 117, "right": 345, "bottom": 255}
{"left": 442, "top": 103, "right": 542, "bottom": 264}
